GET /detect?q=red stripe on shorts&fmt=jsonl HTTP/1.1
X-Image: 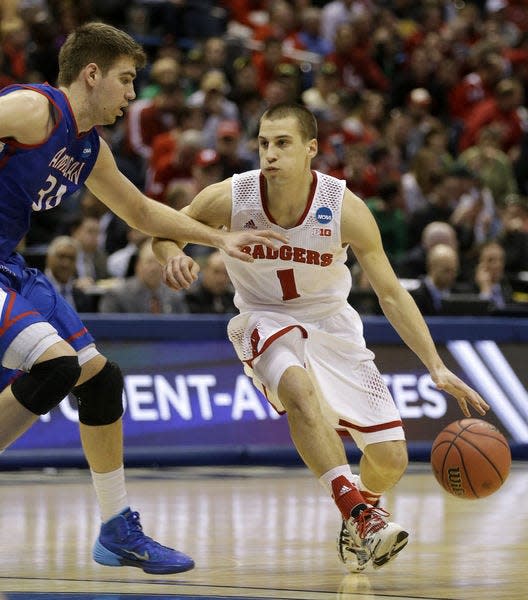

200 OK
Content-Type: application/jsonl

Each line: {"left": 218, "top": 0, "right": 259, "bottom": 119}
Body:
{"left": 338, "top": 418, "right": 403, "bottom": 433}
{"left": 246, "top": 324, "right": 307, "bottom": 367}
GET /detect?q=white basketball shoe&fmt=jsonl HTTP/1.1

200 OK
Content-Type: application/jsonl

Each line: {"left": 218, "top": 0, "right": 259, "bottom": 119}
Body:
{"left": 337, "top": 519, "right": 370, "bottom": 572}
{"left": 345, "top": 505, "right": 408, "bottom": 569}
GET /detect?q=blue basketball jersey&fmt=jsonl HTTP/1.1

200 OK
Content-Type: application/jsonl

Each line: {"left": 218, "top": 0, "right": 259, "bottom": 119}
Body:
{"left": 0, "top": 83, "right": 99, "bottom": 391}
{"left": 0, "top": 83, "right": 100, "bottom": 261}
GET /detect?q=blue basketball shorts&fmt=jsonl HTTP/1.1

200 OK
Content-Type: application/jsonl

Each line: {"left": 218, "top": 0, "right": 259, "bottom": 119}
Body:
{"left": 0, "top": 256, "right": 95, "bottom": 392}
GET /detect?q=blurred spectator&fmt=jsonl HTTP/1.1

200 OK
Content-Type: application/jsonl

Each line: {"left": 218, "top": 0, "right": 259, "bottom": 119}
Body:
{"left": 252, "top": 0, "right": 297, "bottom": 43}
{"left": 26, "top": 13, "right": 60, "bottom": 84}
{"left": 139, "top": 56, "right": 181, "bottom": 100}
{"left": 383, "top": 108, "right": 414, "bottom": 171}
{"left": 404, "top": 87, "right": 442, "bottom": 160}
{"left": 252, "top": 36, "right": 289, "bottom": 96}
{"left": 122, "top": 81, "right": 186, "bottom": 183}
{"left": 99, "top": 240, "right": 188, "bottom": 314}
{"left": 273, "top": 62, "right": 303, "bottom": 103}
{"left": 366, "top": 181, "right": 408, "bottom": 265}
{"left": 44, "top": 235, "right": 98, "bottom": 313}
{"left": 0, "top": 17, "right": 29, "bottom": 82}
{"left": 284, "top": 6, "right": 332, "bottom": 59}
{"left": 324, "top": 21, "right": 389, "bottom": 95}
{"left": 202, "top": 36, "right": 228, "bottom": 72}
{"left": 191, "top": 148, "right": 224, "bottom": 193}
{"left": 215, "top": 120, "right": 253, "bottom": 178}
{"left": 69, "top": 215, "right": 109, "bottom": 285}
{"left": 389, "top": 46, "right": 443, "bottom": 115}
{"left": 400, "top": 147, "right": 446, "bottom": 217}
{"left": 458, "top": 123, "right": 519, "bottom": 207}
{"left": 458, "top": 77, "right": 526, "bottom": 153}
{"left": 422, "top": 125, "right": 455, "bottom": 171}
{"left": 187, "top": 69, "right": 239, "bottom": 148}
{"left": 77, "top": 189, "right": 129, "bottom": 256}
{"left": 180, "top": 47, "right": 207, "bottom": 97}
{"left": 407, "top": 170, "right": 464, "bottom": 249}
{"left": 497, "top": 195, "right": 528, "bottom": 275}
{"left": 473, "top": 240, "right": 513, "bottom": 309}
{"left": 411, "top": 244, "right": 464, "bottom": 315}
{"left": 320, "top": 0, "right": 372, "bottom": 46}
{"left": 147, "top": 128, "right": 204, "bottom": 202}
{"left": 301, "top": 61, "right": 341, "bottom": 114}
{"left": 228, "top": 55, "right": 260, "bottom": 108}
{"left": 185, "top": 250, "right": 236, "bottom": 314}
{"left": 107, "top": 227, "right": 150, "bottom": 279}
{"left": 448, "top": 50, "right": 505, "bottom": 122}
{"left": 397, "top": 221, "right": 458, "bottom": 279}
{"left": 449, "top": 166, "right": 501, "bottom": 247}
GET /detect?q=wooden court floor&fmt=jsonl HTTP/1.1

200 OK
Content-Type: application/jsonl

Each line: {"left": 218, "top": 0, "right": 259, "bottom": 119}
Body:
{"left": 0, "top": 462, "right": 526, "bottom": 600}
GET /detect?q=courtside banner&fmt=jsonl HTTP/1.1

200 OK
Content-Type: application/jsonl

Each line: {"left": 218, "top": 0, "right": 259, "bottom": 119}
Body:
{"left": 8, "top": 338, "right": 528, "bottom": 454}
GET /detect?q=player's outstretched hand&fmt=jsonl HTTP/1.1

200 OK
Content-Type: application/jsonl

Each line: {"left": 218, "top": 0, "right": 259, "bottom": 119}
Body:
{"left": 431, "top": 366, "right": 490, "bottom": 417}
{"left": 162, "top": 254, "right": 200, "bottom": 291}
{"left": 221, "top": 229, "right": 288, "bottom": 262}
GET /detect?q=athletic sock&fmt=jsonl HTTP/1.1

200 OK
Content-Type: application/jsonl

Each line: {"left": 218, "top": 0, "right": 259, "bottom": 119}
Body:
{"left": 319, "top": 465, "right": 359, "bottom": 492}
{"left": 90, "top": 465, "right": 129, "bottom": 522}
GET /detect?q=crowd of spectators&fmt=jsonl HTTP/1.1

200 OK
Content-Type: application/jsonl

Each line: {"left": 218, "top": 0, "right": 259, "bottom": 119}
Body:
{"left": 2, "top": 0, "right": 528, "bottom": 316}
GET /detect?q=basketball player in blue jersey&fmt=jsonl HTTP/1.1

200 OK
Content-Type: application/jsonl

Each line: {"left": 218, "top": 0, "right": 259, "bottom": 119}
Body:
{"left": 0, "top": 22, "right": 285, "bottom": 575}
{"left": 153, "top": 104, "right": 490, "bottom": 573}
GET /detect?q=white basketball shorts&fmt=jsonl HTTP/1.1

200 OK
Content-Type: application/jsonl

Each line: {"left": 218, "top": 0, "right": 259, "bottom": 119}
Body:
{"left": 228, "top": 305, "right": 405, "bottom": 451}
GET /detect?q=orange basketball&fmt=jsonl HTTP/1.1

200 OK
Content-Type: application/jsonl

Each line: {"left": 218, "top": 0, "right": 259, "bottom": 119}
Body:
{"left": 430, "top": 418, "right": 511, "bottom": 499}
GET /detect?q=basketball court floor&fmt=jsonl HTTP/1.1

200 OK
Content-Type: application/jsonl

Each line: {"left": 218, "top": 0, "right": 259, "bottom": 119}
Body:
{"left": 0, "top": 462, "right": 526, "bottom": 600}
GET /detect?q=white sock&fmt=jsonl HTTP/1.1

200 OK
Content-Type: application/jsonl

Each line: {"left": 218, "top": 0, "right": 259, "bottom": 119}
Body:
{"left": 90, "top": 465, "right": 129, "bottom": 522}
{"left": 319, "top": 465, "right": 360, "bottom": 494}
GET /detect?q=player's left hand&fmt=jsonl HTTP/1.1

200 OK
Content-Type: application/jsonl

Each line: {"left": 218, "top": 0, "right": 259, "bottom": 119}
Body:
{"left": 431, "top": 366, "right": 490, "bottom": 417}
{"left": 221, "top": 229, "right": 288, "bottom": 262}
{"left": 161, "top": 254, "right": 200, "bottom": 290}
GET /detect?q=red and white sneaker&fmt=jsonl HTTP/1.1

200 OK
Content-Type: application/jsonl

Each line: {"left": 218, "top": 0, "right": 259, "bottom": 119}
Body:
{"left": 345, "top": 506, "right": 408, "bottom": 569}
{"left": 337, "top": 519, "right": 370, "bottom": 572}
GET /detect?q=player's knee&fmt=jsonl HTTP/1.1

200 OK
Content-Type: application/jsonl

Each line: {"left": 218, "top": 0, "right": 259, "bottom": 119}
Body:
{"left": 72, "top": 360, "right": 124, "bottom": 426}
{"left": 367, "top": 441, "right": 408, "bottom": 482}
{"left": 277, "top": 366, "right": 314, "bottom": 414}
{"left": 12, "top": 355, "right": 81, "bottom": 415}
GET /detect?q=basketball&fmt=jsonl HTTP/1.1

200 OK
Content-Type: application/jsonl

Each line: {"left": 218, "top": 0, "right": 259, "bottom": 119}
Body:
{"left": 430, "top": 418, "right": 511, "bottom": 499}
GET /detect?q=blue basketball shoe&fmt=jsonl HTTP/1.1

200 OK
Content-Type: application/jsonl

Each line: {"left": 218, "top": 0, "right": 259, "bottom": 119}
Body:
{"left": 93, "top": 507, "right": 195, "bottom": 574}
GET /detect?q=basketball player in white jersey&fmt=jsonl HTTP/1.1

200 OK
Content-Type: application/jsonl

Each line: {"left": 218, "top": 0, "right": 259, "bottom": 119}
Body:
{"left": 153, "top": 104, "right": 489, "bottom": 572}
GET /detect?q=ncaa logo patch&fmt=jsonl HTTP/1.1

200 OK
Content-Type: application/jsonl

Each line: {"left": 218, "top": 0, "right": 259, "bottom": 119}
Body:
{"left": 315, "top": 206, "right": 333, "bottom": 224}
{"left": 82, "top": 145, "right": 92, "bottom": 157}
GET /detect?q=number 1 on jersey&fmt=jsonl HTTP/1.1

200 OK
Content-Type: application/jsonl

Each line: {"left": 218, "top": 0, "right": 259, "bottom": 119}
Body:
{"left": 276, "top": 268, "right": 300, "bottom": 301}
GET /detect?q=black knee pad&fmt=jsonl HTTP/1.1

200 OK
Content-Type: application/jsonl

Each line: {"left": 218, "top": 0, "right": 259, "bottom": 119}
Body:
{"left": 72, "top": 360, "right": 124, "bottom": 426}
{"left": 12, "top": 355, "right": 81, "bottom": 415}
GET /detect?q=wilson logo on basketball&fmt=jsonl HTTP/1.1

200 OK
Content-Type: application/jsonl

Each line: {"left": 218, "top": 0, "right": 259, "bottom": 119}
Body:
{"left": 447, "top": 467, "right": 465, "bottom": 496}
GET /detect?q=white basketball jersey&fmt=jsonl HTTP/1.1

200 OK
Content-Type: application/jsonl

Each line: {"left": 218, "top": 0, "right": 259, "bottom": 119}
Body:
{"left": 222, "top": 169, "right": 351, "bottom": 320}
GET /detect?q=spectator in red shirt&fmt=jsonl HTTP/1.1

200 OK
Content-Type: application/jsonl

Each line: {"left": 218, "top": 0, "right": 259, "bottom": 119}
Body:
{"left": 448, "top": 51, "right": 505, "bottom": 121}
{"left": 325, "top": 21, "right": 389, "bottom": 94}
{"left": 123, "top": 82, "right": 186, "bottom": 166}
{"left": 458, "top": 77, "right": 525, "bottom": 153}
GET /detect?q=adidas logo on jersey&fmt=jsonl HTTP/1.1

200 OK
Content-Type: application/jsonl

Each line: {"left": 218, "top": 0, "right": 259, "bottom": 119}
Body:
{"left": 243, "top": 219, "right": 257, "bottom": 229}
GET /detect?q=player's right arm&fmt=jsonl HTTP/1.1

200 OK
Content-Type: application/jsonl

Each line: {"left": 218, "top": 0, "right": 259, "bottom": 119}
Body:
{"left": 0, "top": 89, "right": 53, "bottom": 144}
{"left": 152, "top": 179, "right": 233, "bottom": 290}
